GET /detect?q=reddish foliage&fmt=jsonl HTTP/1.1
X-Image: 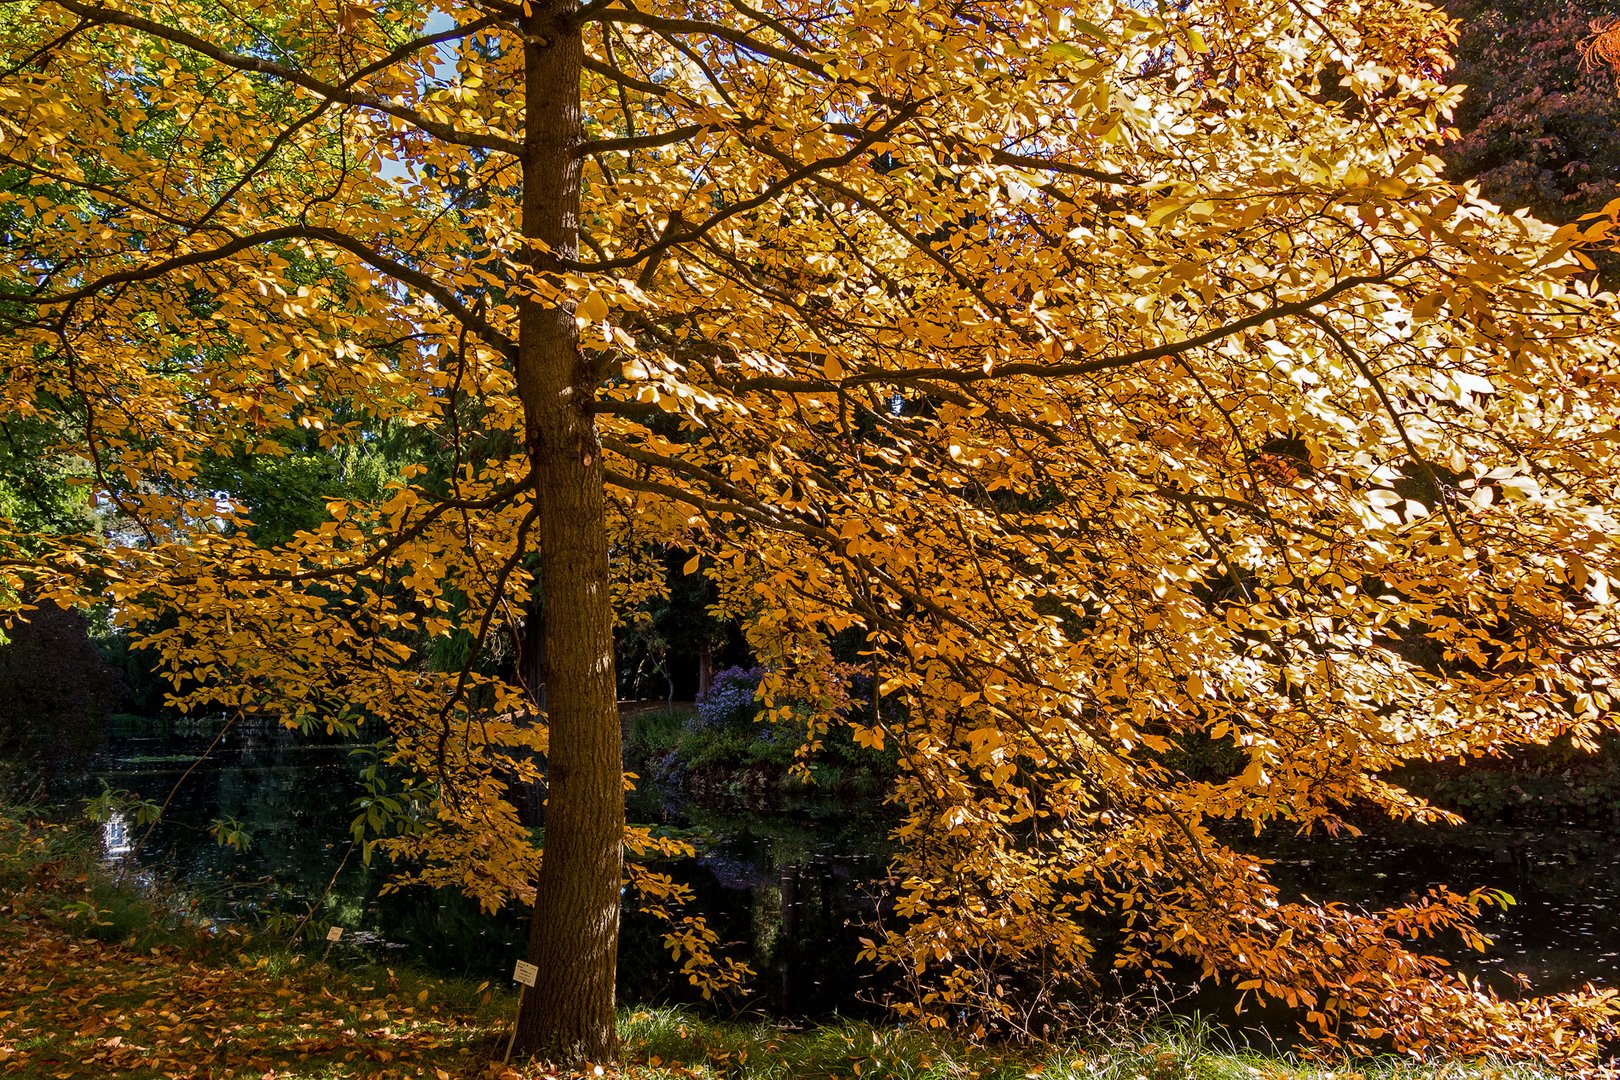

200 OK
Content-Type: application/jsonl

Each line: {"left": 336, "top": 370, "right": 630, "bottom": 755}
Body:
{"left": 1441, "top": 0, "right": 1620, "bottom": 245}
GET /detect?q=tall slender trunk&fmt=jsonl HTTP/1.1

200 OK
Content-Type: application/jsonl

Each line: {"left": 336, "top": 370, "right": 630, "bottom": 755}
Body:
{"left": 511, "top": 0, "right": 623, "bottom": 1062}
{"left": 517, "top": 592, "right": 546, "bottom": 713}
{"left": 698, "top": 643, "right": 715, "bottom": 699}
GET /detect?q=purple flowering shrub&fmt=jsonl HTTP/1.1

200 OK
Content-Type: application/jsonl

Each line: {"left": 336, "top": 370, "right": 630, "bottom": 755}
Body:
{"left": 694, "top": 666, "right": 765, "bottom": 730}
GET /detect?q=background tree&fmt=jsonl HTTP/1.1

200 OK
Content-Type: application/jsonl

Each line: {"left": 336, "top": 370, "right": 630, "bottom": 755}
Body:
{"left": 0, "top": 601, "right": 121, "bottom": 779}
{"left": 0, "top": 401, "right": 121, "bottom": 776}
{"left": 5, "top": 0, "right": 1620, "bottom": 1070}
{"left": 1438, "top": 0, "right": 1620, "bottom": 282}
{"left": 1443, "top": 0, "right": 1620, "bottom": 217}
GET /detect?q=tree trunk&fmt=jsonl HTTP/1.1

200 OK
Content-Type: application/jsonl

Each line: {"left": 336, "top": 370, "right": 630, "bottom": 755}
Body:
{"left": 698, "top": 643, "right": 714, "bottom": 699}
{"left": 511, "top": 0, "right": 623, "bottom": 1063}
{"left": 517, "top": 592, "right": 546, "bottom": 713}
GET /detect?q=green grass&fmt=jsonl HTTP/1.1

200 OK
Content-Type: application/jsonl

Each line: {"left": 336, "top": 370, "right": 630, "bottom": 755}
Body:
{"left": 625, "top": 705, "right": 695, "bottom": 756}
{"left": 616, "top": 1008, "right": 1568, "bottom": 1080}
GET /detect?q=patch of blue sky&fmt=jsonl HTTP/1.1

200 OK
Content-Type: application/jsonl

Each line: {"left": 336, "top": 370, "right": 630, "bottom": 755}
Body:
{"left": 375, "top": 8, "right": 466, "bottom": 186}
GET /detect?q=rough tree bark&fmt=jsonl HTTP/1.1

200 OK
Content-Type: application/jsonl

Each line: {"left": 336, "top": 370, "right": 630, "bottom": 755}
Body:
{"left": 511, "top": 0, "right": 624, "bottom": 1062}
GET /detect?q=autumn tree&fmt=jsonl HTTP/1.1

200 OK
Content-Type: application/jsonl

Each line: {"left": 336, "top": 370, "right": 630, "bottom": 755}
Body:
{"left": 5, "top": 0, "right": 1620, "bottom": 1069}
{"left": 1438, "top": 0, "right": 1620, "bottom": 283}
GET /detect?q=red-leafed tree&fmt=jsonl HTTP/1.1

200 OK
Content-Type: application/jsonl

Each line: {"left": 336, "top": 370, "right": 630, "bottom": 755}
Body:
{"left": 1441, "top": 0, "right": 1620, "bottom": 280}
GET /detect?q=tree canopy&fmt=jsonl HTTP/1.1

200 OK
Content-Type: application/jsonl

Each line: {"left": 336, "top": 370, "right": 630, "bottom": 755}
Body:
{"left": 4, "top": 0, "right": 1620, "bottom": 1068}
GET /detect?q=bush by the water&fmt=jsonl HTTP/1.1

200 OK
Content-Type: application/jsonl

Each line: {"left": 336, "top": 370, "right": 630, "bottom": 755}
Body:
{"left": 625, "top": 676, "right": 896, "bottom": 805}
{"left": 693, "top": 666, "right": 766, "bottom": 730}
{"left": 1398, "top": 735, "right": 1620, "bottom": 828}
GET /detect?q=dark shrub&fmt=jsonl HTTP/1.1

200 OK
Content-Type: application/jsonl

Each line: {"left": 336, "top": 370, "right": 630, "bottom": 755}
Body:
{"left": 0, "top": 603, "right": 121, "bottom": 777}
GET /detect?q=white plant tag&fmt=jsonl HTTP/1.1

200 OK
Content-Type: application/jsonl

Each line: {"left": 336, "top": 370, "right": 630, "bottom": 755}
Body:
{"left": 512, "top": 960, "right": 538, "bottom": 987}
{"left": 326, "top": 926, "right": 343, "bottom": 942}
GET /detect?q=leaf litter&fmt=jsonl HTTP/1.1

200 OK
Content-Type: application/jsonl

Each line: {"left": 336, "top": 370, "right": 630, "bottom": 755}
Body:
{"left": 0, "top": 901, "right": 522, "bottom": 1078}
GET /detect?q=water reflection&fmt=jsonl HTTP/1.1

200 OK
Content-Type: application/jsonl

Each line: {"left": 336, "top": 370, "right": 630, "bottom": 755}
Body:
{"left": 101, "top": 810, "right": 132, "bottom": 857}
{"left": 1260, "top": 827, "right": 1620, "bottom": 994}
{"left": 59, "top": 721, "right": 1620, "bottom": 1022}
{"left": 70, "top": 721, "right": 895, "bottom": 1015}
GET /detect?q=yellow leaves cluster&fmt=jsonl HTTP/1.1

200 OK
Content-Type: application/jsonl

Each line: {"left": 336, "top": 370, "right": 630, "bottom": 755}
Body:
{"left": 560, "top": 0, "right": 1620, "bottom": 1063}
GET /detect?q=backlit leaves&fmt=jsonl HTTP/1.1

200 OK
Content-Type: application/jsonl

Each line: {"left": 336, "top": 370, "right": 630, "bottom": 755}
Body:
{"left": 3, "top": 0, "right": 1620, "bottom": 1067}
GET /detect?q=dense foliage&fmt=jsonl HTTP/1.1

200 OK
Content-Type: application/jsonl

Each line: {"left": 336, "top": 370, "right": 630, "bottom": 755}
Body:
{"left": 4, "top": 0, "right": 1620, "bottom": 1067}
{"left": 693, "top": 668, "right": 766, "bottom": 732}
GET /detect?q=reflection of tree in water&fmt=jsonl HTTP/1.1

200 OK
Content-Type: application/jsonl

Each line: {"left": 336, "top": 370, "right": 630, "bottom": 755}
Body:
{"left": 229, "top": 739, "right": 361, "bottom": 874}
{"left": 1256, "top": 826, "right": 1620, "bottom": 995}
{"left": 93, "top": 727, "right": 1620, "bottom": 1020}
{"left": 615, "top": 796, "right": 895, "bottom": 1016}
{"left": 100, "top": 731, "right": 374, "bottom": 927}
{"left": 97, "top": 731, "right": 893, "bottom": 1014}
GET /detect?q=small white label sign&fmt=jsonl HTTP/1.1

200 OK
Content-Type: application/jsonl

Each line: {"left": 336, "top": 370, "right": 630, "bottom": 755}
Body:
{"left": 512, "top": 959, "right": 538, "bottom": 987}
{"left": 326, "top": 926, "right": 343, "bottom": 942}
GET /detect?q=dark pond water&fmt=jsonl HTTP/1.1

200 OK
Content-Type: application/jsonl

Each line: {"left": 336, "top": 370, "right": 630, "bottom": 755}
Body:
{"left": 50, "top": 719, "right": 1620, "bottom": 1027}
{"left": 67, "top": 719, "right": 893, "bottom": 1018}
{"left": 1262, "top": 827, "right": 1620, "bottom": 995}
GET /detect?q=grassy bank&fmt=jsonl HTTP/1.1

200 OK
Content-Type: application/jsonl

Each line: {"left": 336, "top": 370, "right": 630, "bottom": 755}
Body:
{"left": 0, "top": 808, "right": 1567, "bottom": 1080}
{"left": 623, "top": 702, "right": 894, "bottom": 808}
